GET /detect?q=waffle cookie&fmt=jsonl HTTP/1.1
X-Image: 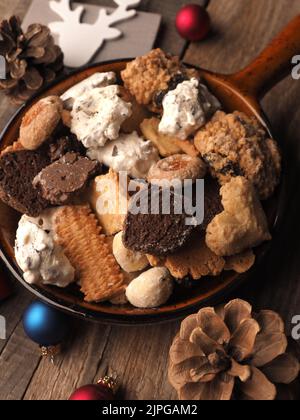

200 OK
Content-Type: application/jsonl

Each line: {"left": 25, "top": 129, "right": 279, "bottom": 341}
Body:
{"left": 54, "top": 205, "right": 125, "bottom": 303}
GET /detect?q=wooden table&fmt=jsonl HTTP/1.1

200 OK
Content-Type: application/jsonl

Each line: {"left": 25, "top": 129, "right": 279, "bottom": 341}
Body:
{"left": 0, "top": 0, "right": 300, "bottom": 400}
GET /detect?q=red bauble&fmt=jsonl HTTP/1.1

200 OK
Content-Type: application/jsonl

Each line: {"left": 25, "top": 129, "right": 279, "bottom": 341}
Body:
{"left": 176, "top": 4, "right": 211, "bottom": 42}
{"left": 69, "top": 383, "right": 115, "bottom": 401}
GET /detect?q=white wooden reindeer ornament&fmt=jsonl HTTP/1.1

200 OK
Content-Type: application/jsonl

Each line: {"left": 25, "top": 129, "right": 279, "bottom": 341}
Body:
{"left": 49, "top": 0, "right": 142, "bottom": 67}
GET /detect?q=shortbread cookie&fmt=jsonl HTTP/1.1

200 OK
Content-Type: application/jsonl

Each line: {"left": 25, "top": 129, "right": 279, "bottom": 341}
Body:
{"left": 0, "top": 149, "right": 50, "bottom": 216}
{"left": 123, "top": 188, "right": 196, "bottom": 256}
{"left": 113, "top": 231, "right": 148, "bottom": 273}
{"left": 126, "top": 267, "right": 174, "bottom": 308}
{"left": 140, "top": 118, "right": 199, "bottom": 157}
{"left": 54, "top": 205, "right": 125, "bottom": 303}
{"left": 147, "top": 235, "right": 225, "bottom": 280}
{"left": 88, "top": 169, "right": 129, "bottom": 236}
{"left": 206, "top": 177, "right": 272, "bottom": 257}
{"left": 195, "top": 111, "right": 281, "bottom": 200}
{"left": 148, "top": 154, "right": 206, "bottom": 186}
{"left": 33, "top": 152, "right": 101, "bottom": 205}
{"left": 121, "top": 49, "right": 198, "bottom": 113}
{"left": 225, "top": 250, "right": 256, "bottom": 274}
{"left": 20, "top": 96, "right": 63, "bottom": 150}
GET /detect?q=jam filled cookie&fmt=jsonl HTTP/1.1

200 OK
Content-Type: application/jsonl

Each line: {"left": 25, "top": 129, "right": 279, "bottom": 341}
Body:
{"left": 148, "top": 154, "right": 207, "bottom": 186}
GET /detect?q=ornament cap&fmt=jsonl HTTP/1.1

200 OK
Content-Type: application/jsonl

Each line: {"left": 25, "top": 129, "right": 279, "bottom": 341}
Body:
{"left": 97, "top": 376, "right": 118, "bottom": 394}
{"left": 40, "top": 344, "right": 61, "bottom": 360}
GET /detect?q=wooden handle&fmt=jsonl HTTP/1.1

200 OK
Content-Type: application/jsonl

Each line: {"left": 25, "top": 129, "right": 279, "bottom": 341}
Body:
{"left": 228, "top": 15, "right": 300, "bottom": 98}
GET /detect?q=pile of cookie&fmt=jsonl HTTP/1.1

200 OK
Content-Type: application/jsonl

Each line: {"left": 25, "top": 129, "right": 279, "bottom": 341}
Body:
{"left": 0, "top": 49, "right": 281, "bottom": 309}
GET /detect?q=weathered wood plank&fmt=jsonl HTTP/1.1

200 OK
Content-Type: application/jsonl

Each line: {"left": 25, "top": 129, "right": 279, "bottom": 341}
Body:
{"left": 0, "top": 321, "right": 40, "bottom": 400}
{"left": 92, "top": 323, "right": 179, "bottom": 400}
{"left": 0, "top": 285, "right": 32, "bottom": 354}
{"left": 23, "top": 322, "right": 111, "bottom": 400}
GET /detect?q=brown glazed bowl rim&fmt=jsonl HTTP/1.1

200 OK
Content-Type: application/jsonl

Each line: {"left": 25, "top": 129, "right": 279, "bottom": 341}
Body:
{"left": 0, "top": 59, "right": 286, "bottom": 325}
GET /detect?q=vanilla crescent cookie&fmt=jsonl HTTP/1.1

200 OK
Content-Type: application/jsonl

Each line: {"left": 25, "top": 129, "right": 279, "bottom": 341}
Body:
{"left": 148, "top": 154, "right": 207, "bottom": 186}
{"left": 20, "top": 96, "right": 63, "bottom": 151}
{"left": 206, "top": 176, "right": 271, "bottom": 257}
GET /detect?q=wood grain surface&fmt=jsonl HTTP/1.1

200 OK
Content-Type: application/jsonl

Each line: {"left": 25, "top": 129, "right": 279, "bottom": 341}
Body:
{"left": 0, "top": 0, "right": 300, "bottom": 400}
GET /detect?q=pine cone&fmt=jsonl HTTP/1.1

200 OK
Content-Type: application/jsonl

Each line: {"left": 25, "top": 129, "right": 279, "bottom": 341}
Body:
{"left": 169, "top": 299, "right": 300, "bottom": 400}
{"left": 0, "top": 16, "right": 64, "bottom": 104}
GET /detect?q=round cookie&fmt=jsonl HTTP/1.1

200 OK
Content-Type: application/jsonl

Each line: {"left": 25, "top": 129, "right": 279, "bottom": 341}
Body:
{"left": 123, "top": 187, "right": 196, "bottom": 256}
{"left": 113, "top": 231, "right": 149, "bottom": 273}
{"left": 148, "top": 154, "right": 206, "bottom": 187}
{"left": 125, "top": 267, "right": 174, "bottom": 308}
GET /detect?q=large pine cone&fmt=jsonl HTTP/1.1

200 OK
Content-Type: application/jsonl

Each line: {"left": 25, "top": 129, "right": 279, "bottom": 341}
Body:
{"left": 169, "top": 299, "right": 300, "bottom": 400}
{"left": 0, "top": 16, "right": 64, "bottom": 103}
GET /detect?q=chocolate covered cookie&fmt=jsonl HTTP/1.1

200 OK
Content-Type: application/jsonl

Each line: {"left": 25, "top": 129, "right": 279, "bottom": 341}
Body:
{"left": 123, "top": 187, "right": 196, "bottom": 256}
{"left": 33, "top": 152, "right": 101, "bottom": 205}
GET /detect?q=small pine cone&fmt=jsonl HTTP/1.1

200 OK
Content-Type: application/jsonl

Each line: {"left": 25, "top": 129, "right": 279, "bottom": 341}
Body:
{"left": 168, "top": 299, "right": 300, "bottom": 400}
{"left": 0, "top": 16, "right": 64, "bottom": 104}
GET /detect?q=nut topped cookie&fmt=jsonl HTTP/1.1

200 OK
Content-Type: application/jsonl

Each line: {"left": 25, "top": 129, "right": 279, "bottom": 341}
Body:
{"left": 195, "top": 111, "right": 281, "bottom": 199}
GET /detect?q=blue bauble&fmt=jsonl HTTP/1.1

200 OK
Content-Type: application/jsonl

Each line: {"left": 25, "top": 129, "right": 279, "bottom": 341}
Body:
{"left": 23, "top": 301, "right": 69, "bottom": 347}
